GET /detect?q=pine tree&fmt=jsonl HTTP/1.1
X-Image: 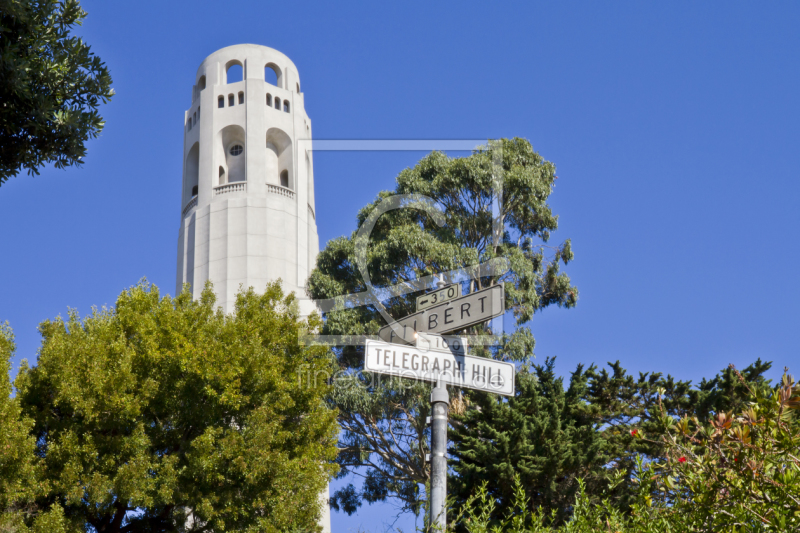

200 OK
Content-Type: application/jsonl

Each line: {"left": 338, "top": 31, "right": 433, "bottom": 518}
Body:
{"left": 449, "top": 358, "right": 774, "bottom": 524}
{"left": 450, "top": 359, "right": 606, "bottom": 525}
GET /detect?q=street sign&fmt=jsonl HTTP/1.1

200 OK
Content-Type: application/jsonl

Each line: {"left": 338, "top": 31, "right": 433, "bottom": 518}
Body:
{"left": 364, "top": 338, "right": 515, "bottom": 396}
{"left": 378, "top": 284, "right": 505, "bottom": 345}
{"left": 416, "top": 283, "right": 461, "bottom": 311}
{"left": 366, "top": 286, "right": 508, "bottom": 531}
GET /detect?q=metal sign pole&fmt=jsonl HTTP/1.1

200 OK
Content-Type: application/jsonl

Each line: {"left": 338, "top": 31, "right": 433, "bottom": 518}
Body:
{"left": 364, "top": 282, "right": 511, "bottom": 531}
{"left": 430, "top": 379, "right": 449, "bottom": 531}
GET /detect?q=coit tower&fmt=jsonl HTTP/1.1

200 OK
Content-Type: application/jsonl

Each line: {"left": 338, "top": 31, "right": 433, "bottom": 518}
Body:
{"left": 176, "top": 44, "right": 329, "bottom": 530}
{"left": 177, "top": 44, "right": 318, "bottom": 315}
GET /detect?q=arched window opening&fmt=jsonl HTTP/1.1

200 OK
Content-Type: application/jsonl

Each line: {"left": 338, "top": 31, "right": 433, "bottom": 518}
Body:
{"left": 198, "top": 76, "right": 206, "bottom": 91}
{"left": 218, "top": 96, "right": 224, "bottom": 108}
{"left": 218, "top": 166, "right": 226, "bottom": 185}
{"left": 187, "top": 120, "right": 192, "bottom": 131}
{"left": 296, "top": 82, "right": 300, "bottom": 93}
{"left": 226, "top": 62, "right": 243, "bottom": 84}
{"left": 265, "top": 64, "right": 280, "bottom": 87}
{"left": 238, "top": 91, "right": 244, "bottom": 105}
{"left": 266, "top": 94, "right": 272, "bottom": 106}
{"left": 266, "top": 128, "right": 293, "bottom": 190}
{"left": 228, "top": 94, "right": 234, "bottom": 107}
{"left": 193, "top": 112, "right": 196, "bottom": 125}
{"left": 197, "top": 106, "right": 200, "bottom": 120}
{"left": 283, "top": 101, "right": 290, "bottom": 113}
{"left": 275, "top": 97, "right": 281, "bottom": 110}
{"left": 217, "top": 125, "right": 246, "bottom": 183}
{"left": 185, "top": 142, "right": 200, "bottom": 203}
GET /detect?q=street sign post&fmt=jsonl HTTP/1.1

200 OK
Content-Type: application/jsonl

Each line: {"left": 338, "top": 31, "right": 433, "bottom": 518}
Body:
{"left": 416, "top": 283, "right": 461, "bottom": 311}
{"left": 378, "top": 284, "right": 505, "bottom": 345}
{"left": 364, "top": 285, "right": 510, "bottom": 531}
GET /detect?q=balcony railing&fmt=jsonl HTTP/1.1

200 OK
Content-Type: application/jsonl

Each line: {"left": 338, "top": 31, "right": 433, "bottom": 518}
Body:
{"left": 267, "top": 183, "right": 295, "bottom": 199}
{"left": 182, "top": 195, "right": 198, "bottom": 217}
{"left": 214, "top": 182, "right": 246, "bottom": 195}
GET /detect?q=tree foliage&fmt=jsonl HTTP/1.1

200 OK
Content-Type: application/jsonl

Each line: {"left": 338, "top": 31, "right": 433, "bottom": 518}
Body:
{"left": 450, "top": 358, "right": 774, "bottom": 526}
{"left": 0, "top": 0, "right": 113, "bottom": 185}
{"left": 306, "top": 139, "right": 577, "bottom": 516}
{"left": 4, "top": 281, "right": 338, "bottom": 533}
{"left": 0, "top": 323, "right": 69, "bottom": 533}
{"left": 450, "top": 360, "right": 607, "bottom": 526}
{"left": 641, "top": 367, "right": 800, "bottom": 531}
{"left": 452, "top": 368, "right": 799, "bottom": 532}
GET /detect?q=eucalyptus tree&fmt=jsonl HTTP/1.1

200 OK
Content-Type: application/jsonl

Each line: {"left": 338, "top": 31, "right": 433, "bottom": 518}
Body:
{"left": 307, "top": 138, "right": 577, "bottom": 515}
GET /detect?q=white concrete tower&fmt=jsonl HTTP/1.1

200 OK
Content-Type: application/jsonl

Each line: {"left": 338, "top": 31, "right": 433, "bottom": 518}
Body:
{"left": 177, "top": 44, "right": 318, "bottom": 314}
{"left": 176, "top": 44, "right": 329, "bottom": 532}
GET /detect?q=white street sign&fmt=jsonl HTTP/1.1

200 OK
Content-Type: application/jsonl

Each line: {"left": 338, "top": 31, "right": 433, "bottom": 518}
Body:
{"left": 378, "top": 284, "right": 505, "bottom": 345}
{"left": 364, "top": 338, "right": 515, "bottom": 396}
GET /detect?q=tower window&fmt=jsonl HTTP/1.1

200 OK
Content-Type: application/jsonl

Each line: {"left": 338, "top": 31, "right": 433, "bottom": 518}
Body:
{"left": 265, "top": 65, "right": 279, "bottom": 87}
{"left": 218, "top": 96, "right": 224, "bottom": 108}
{"left": 238, "top": 91, "right": 244, "bottom": 105}
{"left": 229, "top": 144, "right": 243, "bottom": 156}
{"left": 193, "top": 111, "right": 196, "bottom": 125}
{"left": 187, "top": 120, "right": 191, "bottom": 131}
{"left": 296, "top": 82, "right": 300, "bottom": 93}
{"left": 266, "top": 93, "right": 272, "bottom": 106}
{"left": 283, "top": 101, "right": 290, "bottom": 113}
{"left": 275, "top": 97, "right": 280, "bottom": 110}
{"left": 280, "top": 170, "right": 289, "bottom": 188}
{"left": 191, "top": 185, "right": 198, "bottom": 196}
{"left": 228, "top": 94, "right": 234, "bottom": 107}
{"left": 226, "top": 63, "right": 243, "bottom": 84}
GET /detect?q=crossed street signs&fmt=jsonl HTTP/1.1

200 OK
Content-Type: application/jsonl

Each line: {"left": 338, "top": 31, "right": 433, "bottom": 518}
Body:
{"left": 378, "top": 284, "right": 504, "bottom": 345}
{"left": 364, "top": 283, "right": 512, "bottom": 531}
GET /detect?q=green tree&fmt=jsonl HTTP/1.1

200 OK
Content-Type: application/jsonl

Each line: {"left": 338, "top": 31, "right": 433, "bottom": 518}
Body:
{"left": 450, "top": 368, "right": 798, "bottom": 532}
{"left": 0, "top": 323, "right": 68, "bottom": 533}
{"left": 10, "top": 281, "right": 338, "bottom": 533}
{"left": 449, "top": 358, "right": 773, "bottom": 525}
{"left": 0, "top": 0, "right": 113, "bottom": 186}
{"left": 306, "top": 139, "right": 577, "bottom": 516}
{"left": 450, "top": 359, "right": 607, "bottom": 525}
{"left": 586, "top": 358, "right": 773, "bottom": 505}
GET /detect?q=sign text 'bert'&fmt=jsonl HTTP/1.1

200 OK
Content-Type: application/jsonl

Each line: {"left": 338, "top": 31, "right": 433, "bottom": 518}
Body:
{"left": 379, "top": 284, "right": 504, "bottom": 344}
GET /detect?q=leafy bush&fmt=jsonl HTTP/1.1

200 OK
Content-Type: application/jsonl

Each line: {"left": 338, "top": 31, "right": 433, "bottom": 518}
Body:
{"left": 451, "top": 367, "right": 800, "bottom": 533}
{"left": 640, "top": 367, "right": 800, "bottom": 531}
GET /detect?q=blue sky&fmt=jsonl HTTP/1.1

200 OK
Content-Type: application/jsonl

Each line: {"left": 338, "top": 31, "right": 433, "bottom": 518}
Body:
{"left": 1, "top": 1, "right": 799, "bottom": 531}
